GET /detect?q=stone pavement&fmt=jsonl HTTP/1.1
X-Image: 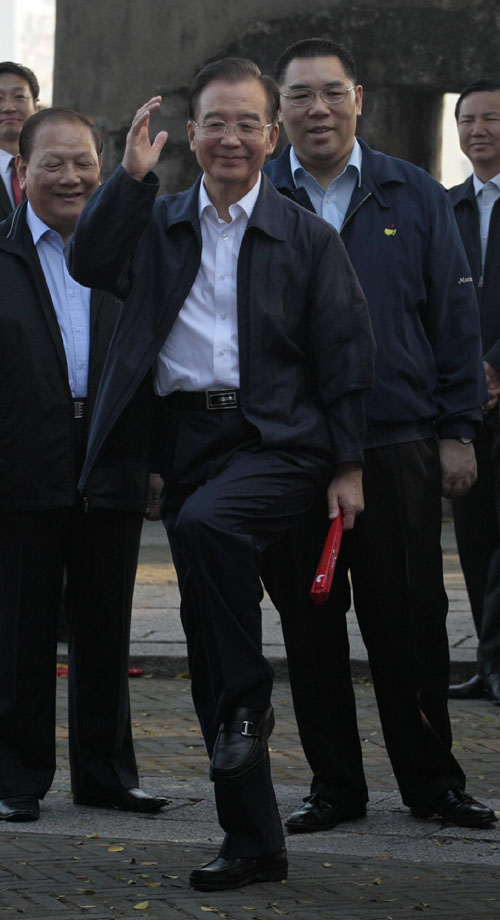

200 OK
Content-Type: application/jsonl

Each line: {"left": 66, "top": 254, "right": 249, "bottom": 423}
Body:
{"left": 1, "top": 517, "right": 500, "bottom": 918}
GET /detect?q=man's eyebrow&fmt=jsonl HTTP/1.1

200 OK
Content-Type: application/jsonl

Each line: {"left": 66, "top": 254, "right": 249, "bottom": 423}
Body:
{"left": 287, "top": 80, "right": 346, "bottom": 89}
{"left": 460, "top": 109, "right": 500, "bottom": 118}
{"left": 201, "top": 109, "right": 262, "bottom": 121}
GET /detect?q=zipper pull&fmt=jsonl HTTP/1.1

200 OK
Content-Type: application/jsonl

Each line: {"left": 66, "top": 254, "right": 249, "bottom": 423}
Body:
{"left": 478, "top": 274, "right": 484, "bottom": 288}
{"left": 82, "top": 496, "right": 89, "bottom": 513}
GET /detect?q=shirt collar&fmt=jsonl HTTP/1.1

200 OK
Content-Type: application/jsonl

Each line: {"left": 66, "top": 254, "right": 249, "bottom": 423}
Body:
{"left": 0, "top": 148, "right": 15, "bottom": 171}
{"left": 26, "top": 202, "right": 64, "bottom": 248}
{"left": 473, "top": 171, "right": 500, "bottom": 196}
{"left": 198, "top": 172, "right": 262, "bottom": 221}
{"left": 290, "top": 138, "right": 362, "bottom": 188}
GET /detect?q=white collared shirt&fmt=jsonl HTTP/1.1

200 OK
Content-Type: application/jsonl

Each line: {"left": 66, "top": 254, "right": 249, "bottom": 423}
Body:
{"left": 27, "top": 203, "right": 91, "bottom": 397}
{"left": 473, "top": 171, "right": 500, "bottom": 268}
{"left": 290, "top": 138, "right": 362, "bottom": 231}
{"left": 154, "top": 173, "right": 262, "bottom": 395}
{"left": 0, "top": 147, "right": 15, "bottom": 208}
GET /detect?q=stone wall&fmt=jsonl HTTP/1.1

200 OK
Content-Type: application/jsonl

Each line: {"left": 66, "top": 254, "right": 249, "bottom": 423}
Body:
{"left": 54, "top": 0, "right": 498, "bottom": 188}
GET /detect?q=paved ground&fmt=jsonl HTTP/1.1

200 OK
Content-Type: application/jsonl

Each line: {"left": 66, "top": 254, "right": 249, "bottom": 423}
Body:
{"left": 1, "top": 518, "right": 499, "bottom": 918}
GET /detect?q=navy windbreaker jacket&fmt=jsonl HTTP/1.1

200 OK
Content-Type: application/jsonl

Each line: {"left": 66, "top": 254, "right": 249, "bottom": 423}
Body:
{"left": 264, "top": 139, "right": 487, "bottom": 448}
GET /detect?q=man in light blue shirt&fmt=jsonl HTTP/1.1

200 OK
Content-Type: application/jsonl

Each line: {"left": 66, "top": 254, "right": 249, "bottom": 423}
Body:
{"left": 0, "top": 107, "right": 167, "bottom": 823}
{"left": 449, "top": 78, "right": 500, "bottom": 704}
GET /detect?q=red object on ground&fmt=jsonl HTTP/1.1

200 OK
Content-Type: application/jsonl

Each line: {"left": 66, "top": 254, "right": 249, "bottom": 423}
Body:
{"left": 128, "top": 668, "right": 143, "bottom": 677}
{"left": 309, "top": 514, "right": 343, "bottom": 606}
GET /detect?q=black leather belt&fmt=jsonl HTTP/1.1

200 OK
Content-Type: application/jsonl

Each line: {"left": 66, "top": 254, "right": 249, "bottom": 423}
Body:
{"left": 164, "top": 389, "right": 240, "bottom": 411}
{"left": 73, "top": 399, "right": 88, "bottom": 419}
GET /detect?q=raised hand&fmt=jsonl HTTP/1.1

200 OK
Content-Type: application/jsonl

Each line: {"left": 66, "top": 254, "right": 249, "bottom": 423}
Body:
{"left": 122, "top": 96, "right": 168, "bottom": 182}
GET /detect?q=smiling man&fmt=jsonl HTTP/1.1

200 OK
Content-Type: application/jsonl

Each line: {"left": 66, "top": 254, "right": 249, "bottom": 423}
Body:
{"left": 69, "top": 57, "right": 375, "bottom": 890}
{"left": 448, "top": 78, "right": 500, "bottom": 705}
{"left": 0, "top": 62, "right": 39, "bottom": 219}
{"left": 0, "top": 107, "right": 166, "bottom": 824}
{"left": 262, "top": 37, "right": 496, "bottom": 834}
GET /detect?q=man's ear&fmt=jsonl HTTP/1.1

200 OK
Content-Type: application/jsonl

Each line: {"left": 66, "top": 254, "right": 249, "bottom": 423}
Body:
{"left": 187, "top": 121, "right": 196, "bottom": 152}
{"left": 15, "top": 153, "right": 27, "bottom": 189}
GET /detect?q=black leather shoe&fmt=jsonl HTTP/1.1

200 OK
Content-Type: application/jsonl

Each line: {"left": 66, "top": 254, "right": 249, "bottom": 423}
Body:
{"left": 285, "top": 794, "right": 367, "bottom": 833}
{"left": 484, "top": 672, "right": 500, "bottom": 703}
{"left": 410, "top": 789, "right": 497, "bottom": 828}
{"left": 210, "top": 706, "right": 275, "bottom": 784}
{"left": 190, "top": 848, "right": 288, "bottom": 891}
{"left": 448, "top": 674, "right": 487, "bottom": 699}
{"left": 0, "top": 796, "right": 40, "bottom": 822}
{"left": 73, "top": 787, "right": 169, "bottom": 813}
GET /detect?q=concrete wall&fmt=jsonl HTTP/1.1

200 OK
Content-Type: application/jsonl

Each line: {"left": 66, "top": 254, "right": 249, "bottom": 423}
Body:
{"left": 54, "top": 0, "right": 498, "bottom": 188}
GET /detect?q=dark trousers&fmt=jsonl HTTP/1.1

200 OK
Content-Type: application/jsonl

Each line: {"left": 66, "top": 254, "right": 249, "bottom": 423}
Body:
{"left": 0, "top": 506, "right": 143, "bottom": 799}
{"left": 452, "top": 412, "right": 500, "bottom": 675}
{"left": 161, "top": 407, "right": 330, "bottom": 857}
{"left": 262, "top": 439, "right": 466, "bottom": 810}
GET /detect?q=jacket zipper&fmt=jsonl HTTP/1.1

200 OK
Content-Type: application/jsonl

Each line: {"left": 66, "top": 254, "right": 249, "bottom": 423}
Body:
{"left": 341, "top": 192, "right": 373, "bottom": 232}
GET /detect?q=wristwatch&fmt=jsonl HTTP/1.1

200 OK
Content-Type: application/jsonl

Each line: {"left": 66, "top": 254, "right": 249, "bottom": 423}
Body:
{"left": 455, "top": 436, "right": 473, "bottom": 445}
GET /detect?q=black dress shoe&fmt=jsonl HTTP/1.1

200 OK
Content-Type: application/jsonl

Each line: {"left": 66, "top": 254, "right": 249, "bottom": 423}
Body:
{"left": 410, "top": 789, "right": 497, "bottom": 828}
{"left": 210, "top": 706, "right": 275, "bottom": 784}
{"left": 73, "top": 787, "right": 169, "bottom": 813}
{"left": 484, "top": 672, "right": 500, "bottom": 703}
{"left": 285, "top": 794, "right": 367, "bottom": 833}
{"left": 0, "top": 796, "right": 40, "bottom": 822}
{"left": 190, "top": 848, "right": 288, "bottom": 891}
{"left": 448, "top": 674, "right": 487, "bottom": 699}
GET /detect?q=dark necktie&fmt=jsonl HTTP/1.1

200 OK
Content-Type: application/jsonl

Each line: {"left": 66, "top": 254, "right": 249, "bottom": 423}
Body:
{"left": 9, "top": 157, "right": 24, "bottom": 207}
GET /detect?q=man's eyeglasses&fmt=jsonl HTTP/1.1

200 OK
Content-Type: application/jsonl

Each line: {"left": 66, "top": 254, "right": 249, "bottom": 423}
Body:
{"left": 280, "top": 85, "right": 356, "bottom": 107}
{"left": 191, "top": 120, "right": 273, "bottom": 139}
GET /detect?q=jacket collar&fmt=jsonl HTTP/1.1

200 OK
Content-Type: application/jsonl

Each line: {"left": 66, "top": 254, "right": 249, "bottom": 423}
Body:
{"left": 161, "top": 170, "right": 287, "bottom": 241}
{"left": 448, "top": 174, "right": 476, "bottom": 207}
{"left": 0, "top": 197, "right": 30, "bottom": 245}
{"left": 265, "top": 137, "right": 407, "bottom": 213}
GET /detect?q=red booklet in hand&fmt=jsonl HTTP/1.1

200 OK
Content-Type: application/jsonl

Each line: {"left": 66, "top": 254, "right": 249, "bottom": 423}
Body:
{"left": 309, "top": 514, "right": 343, "bottom": 606}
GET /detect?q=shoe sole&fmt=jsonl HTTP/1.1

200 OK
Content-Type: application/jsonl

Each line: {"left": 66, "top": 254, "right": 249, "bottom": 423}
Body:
{"left": 1, "top": 812, "right": 39, "bottom": 823}
{"left": 190, "top": 866, "right": 288, "bottom": 891}
{"left": 286, "top": 809, "right": 366, "bottom": 834}
{"left": 410, "top": 810, "right": 497, "bottom": 828}
{"left": 74, "top": 800, "right": 167, "bottom": 813}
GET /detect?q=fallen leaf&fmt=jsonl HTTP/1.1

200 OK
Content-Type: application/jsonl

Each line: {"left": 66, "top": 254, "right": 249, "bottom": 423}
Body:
{"left": 133, "top": 902, "right": 149, "bottom": 911}
{"left": 323, "top": 862, "right": 333, "bottom": 868}
{"left": 108, "top": 845, "right": 125, "bottom": 853}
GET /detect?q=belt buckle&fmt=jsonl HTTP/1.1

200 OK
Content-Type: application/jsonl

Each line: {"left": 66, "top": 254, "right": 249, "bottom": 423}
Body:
{"left": 206, "top": 389, "right": 237, "bottom": 410}
{"left": 73, "top": 400, "right": 86, "bottom": 419}
{"left": 240, "top": 720, "right": 256, "bottom": 737}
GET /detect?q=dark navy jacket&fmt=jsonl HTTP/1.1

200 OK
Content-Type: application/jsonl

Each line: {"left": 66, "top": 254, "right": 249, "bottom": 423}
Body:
{"left": 0, "top": 201, "right": 153, "bottom": 511}
{"left": 264, "top": 140, "right": 487, "bottom": 448}
{"left": 449, "top": 175, "right": 500, "bottom": 372}
{"left": 69, "top": 167, "right": 375, "bottom": 488}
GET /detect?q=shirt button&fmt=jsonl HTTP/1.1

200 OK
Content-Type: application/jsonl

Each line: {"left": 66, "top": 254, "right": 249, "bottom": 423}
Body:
{"left": 219, "top": 274, "right": 225, "bottom": 280}
{"left": 218, "top": 350, "right": 225, "bottom": 356}
{"left": 220, "top": 313, "right": 227, "bottom": 320}
{"left": 222, "top": 233, "right": 229, "bottom": 240}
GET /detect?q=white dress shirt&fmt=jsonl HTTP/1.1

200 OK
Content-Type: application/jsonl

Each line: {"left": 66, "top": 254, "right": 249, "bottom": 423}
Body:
{"left": 0, "top": 147, "right": 15, "bottom": 208}
{"left": 155, "top": 173, "right": 261, "bottom": 395}
{"left": 290, "top": 138, "right": 362, "bottom": 232}
{"left": 27, "top": 203, "right": 91, "bottom": 397}
{"left": 473, "top": 171, "right": 500, "bottom": 268}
